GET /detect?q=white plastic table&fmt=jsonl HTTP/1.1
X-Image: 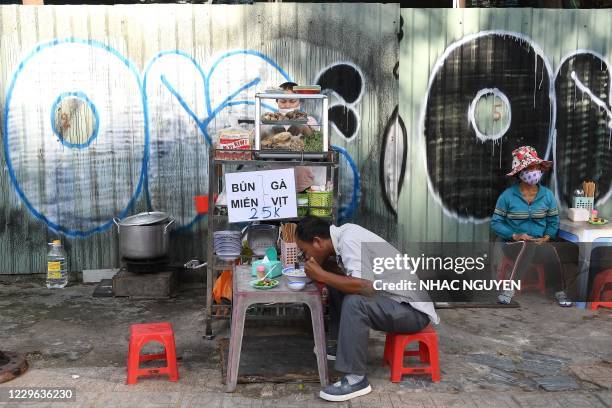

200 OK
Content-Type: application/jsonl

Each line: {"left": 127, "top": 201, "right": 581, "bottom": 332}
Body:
{"left": 225, "top": 265, "right": 328, "bottom": 392}
{"left": 558, "top": 219, "right": 612, "bottom": 308}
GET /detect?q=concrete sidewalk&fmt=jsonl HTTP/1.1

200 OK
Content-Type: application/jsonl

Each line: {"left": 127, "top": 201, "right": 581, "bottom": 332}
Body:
{"left": 2, "top": 366, "right": 611, "bottom": 407}
{"left": 0, "top": 280, "right": 611, "bottom": 407}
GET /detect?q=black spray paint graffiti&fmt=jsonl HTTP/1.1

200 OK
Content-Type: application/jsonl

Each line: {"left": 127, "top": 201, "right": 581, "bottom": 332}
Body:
{"left": 328, "top": 105, "right": 358, "bottom": 140}
{"left": 315, "top": 63, "right": 364, "bottom": 140}
{"left": 316, "top": 63, "right": 362, "bottom": 104}
{"left": 424, "top": 32, "right": 553, "bottom": 221}
{"left": 397, "top": 15, "right": 404, "bottom": 44}
{"left": 393, "top": 17, "right": 402, "bottom": 81}
{"left": 555, "top": 52, "right": 612, "bottom": 207}
{"left": 380, "top": 105, "right": 408, "bottom": 216}
{"left": 424, "top": 32, "right": 612, "bottom": 222}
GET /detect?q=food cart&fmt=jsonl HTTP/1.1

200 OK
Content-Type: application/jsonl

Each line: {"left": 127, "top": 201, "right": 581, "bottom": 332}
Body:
{"left": 204, "top": 91, "right": 340, "bottom": 341}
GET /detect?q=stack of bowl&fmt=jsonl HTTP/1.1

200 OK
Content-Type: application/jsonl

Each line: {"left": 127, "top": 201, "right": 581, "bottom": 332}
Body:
{"left": 213, "top": 231, "right": 242, "bottom": 260}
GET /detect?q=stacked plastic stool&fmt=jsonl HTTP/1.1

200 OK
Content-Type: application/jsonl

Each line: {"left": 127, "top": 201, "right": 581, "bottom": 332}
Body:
{"left": 498, "top": 256, "right": 546, "bottom": 295}
{"left": 127, "top": 322, "right": 179, "bottom": 384}
{"left": 383, "top": 325, "right": 441, "bottom": 383}
{"left": 591, "top": 269, "right": 612, "bottom": 311}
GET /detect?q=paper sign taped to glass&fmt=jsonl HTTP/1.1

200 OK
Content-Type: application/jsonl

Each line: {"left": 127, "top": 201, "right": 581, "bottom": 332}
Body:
{"left": 225, "top": 168, "right": 297, "bottom": 223}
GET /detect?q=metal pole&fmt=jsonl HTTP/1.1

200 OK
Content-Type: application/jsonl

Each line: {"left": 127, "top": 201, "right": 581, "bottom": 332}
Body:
{"left": 205, "top": 147, "right": 215, "bottom": 339}
{"left": 322, "top": 96, "right": 329, "bottom": 153}
{"left": 333, "top": 152, "right": 339, "bottom": 223}
{"left": 254, "top": 95, "right": 261, "bottom": 151}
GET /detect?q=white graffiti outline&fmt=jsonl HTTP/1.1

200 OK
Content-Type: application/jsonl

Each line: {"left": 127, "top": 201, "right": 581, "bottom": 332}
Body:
{"left": 570, "top": 71, "right": 612, "bottom": 127}
{"left": 468, "top": 88, "right": 512, "bottom": 142}
{"left": 381, "top": 108, "right": 408, "bottom": 214}
{"left": 419, "top": 30, "right": 556, "bottom": 224}
{"left": 554, "top": 49, "right": 612, "bottom": 208}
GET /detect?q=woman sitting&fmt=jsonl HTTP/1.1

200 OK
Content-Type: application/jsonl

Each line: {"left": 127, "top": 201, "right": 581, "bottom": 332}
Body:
{"left": 491, "top": 145, "right": 572, "bottom": 307}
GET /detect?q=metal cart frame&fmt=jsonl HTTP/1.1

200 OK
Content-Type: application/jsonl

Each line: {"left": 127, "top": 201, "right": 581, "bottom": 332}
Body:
{"left": 204, "top": 149, "right": 340, "bottom": 339}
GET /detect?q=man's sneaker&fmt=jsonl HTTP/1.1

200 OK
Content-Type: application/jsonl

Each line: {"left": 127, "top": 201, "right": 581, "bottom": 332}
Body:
{"left": 498, "top": 289, "right": 515, "bottom": 305}
{"left": 555, "top": 291, "right": 573, "bottom": 307}
{"left": 313, "top": 345, "right": 336, "bottom": 360}
{"left": 319, "top": 376, "right": 372, "bottom": 402}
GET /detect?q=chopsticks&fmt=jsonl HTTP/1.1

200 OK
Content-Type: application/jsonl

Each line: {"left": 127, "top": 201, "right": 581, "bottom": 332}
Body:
{"left": 257, "top": 268, "right": 273, "bottom": 282}
{"left": 281, "top": 223, "right": 296, "bottom": 243}
{"left": 582, "top": 181, "right": 596, "bottom": 198}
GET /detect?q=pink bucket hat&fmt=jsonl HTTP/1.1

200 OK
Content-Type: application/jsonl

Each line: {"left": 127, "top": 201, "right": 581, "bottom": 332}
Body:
{"left": 506, "top": 146, "right": 552, "bottom": 176}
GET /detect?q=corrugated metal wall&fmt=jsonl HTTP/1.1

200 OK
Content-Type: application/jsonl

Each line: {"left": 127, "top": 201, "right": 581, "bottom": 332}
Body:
{"left": 399, "top": 8, "right": 612, "bottom": 247}
{"left": 0, "top": 4, "right": 399, "bottom": 274}
{"left": 2, "top": 6, "right": 610, "bottom": 274}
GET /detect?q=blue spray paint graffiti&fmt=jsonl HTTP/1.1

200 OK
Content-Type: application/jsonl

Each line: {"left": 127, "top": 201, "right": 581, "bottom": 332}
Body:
{"left": 3, "top": 38, "right": 147, "bottom": 237}
{"left": 332, "top": 145, "right": 361, "bottom": 220}
{"left": 4, "top": 39, "right": 362, "bottom": 237}
{"left": 50, "top": 91, "right": 100, "bottom": 149}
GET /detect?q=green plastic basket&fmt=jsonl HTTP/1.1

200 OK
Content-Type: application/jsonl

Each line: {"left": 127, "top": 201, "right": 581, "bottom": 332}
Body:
{"left": 308, "top": 191, "right": 333, "bottom": 216}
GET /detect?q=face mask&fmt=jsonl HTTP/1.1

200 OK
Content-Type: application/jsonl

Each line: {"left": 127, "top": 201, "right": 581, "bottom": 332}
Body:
{"left": 278, "top": 106, "right": 301, "bottom": 114}
{"left": 519, "top": 169, "right": 542, "bottom": 185}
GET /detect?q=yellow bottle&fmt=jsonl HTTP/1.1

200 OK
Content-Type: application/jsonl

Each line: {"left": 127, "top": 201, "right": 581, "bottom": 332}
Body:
{"left": 46, "top": 240, "right": 68, "bottom": 289}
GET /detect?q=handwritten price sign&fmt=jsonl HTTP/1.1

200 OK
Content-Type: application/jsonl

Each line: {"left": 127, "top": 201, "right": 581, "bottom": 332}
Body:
{"left": 225, "top": 168, "right": 297, "bottom": 223}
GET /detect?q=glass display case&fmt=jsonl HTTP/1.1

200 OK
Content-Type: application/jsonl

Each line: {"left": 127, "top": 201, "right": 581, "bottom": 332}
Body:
{"left": 254, "top": 92, "right": 329, "bottom": 159}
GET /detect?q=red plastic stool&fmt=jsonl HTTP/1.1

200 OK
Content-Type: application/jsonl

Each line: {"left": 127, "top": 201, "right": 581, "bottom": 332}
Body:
{"left": 590, "top": 269, "right": 612, "bottom": 311}
{"left": 383, "top": 325, "right": 440, "bottom": 383}
{"left": 497, "top": 256, "right": 546, "bottom": 295}
{"left": 127, "top": 322, "right": 179, "bottom": 384}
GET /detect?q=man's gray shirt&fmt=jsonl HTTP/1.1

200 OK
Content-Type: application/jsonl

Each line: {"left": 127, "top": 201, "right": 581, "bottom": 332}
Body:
{"left": 329, "top": 223, "right": 440, "bottom": 324}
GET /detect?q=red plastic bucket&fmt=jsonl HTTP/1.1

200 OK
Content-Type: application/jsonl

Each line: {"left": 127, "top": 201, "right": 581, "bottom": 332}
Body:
{"left": 194, "top": 195, "right": 216, "bottom": 214}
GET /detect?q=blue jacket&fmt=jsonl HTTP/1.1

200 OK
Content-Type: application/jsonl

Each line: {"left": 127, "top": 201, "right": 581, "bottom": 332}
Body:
{"left": 491, "top": 184, "right": 560, "bottom": 241}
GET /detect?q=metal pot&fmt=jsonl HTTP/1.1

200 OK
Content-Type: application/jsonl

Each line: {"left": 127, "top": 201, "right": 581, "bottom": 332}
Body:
{"left": 114, "top": 213, "right": 175, "bottom": 260}
{"left": 119, "top": 211, "right": 170, "bottom": 226}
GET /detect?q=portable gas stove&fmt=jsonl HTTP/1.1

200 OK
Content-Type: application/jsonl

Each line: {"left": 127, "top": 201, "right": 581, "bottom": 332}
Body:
{"left": 112, "top": 256, "right": 176, "bottom": 298}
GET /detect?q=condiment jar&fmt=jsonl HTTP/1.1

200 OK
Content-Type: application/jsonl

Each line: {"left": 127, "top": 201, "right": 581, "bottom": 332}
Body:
{"left": 256, "top": 265, "right": 266, "bottom": 280}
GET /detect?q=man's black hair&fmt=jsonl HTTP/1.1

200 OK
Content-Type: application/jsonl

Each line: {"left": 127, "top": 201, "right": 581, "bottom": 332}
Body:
{"left": 279, "top": 81, "right": 298, "bottom": 91}
{"left": 296, "top": 216, "right": 331, "bottom": 243}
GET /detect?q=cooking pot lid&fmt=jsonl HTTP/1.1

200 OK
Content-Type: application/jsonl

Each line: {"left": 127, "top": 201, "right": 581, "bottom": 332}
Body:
{"left": 120, "top": 212, "right": 169, "bottom": 226}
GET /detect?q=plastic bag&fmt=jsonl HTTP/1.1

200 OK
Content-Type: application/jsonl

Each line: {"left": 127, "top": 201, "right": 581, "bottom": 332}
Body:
{"left": 213, "top": 270, "right": 233, "bottom": 304}
{"left": 295, "top": 166, "right": 315, "bottom": 192}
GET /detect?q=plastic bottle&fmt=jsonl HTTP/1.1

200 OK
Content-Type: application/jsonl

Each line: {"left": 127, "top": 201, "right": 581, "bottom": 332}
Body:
{"left": 256, "top": 265, "right": 266, "bottom": 280}
{"left": 46, "top": 240, "right": 68, "bottom": 289}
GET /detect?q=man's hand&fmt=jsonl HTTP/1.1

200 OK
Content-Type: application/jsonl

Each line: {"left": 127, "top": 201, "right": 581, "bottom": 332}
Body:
{"left": 304, "top": 257, "right": 326, "bottom": 282}
{"left": 305, "top": 257, "right": 374, "bottom": 295}
{"left": 531, "top": 235, "right": 550, "bottom": 245}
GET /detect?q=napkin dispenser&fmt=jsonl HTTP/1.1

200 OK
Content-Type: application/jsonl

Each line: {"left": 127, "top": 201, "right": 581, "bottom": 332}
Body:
{"left": 251, "top": 247, "right": 282, "bottom": 278}
{"left": 251, "top": 260, "right": 282, "bottom": 278}
{"left": 568, "top": 208, "right": 590, "bottom": 222}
